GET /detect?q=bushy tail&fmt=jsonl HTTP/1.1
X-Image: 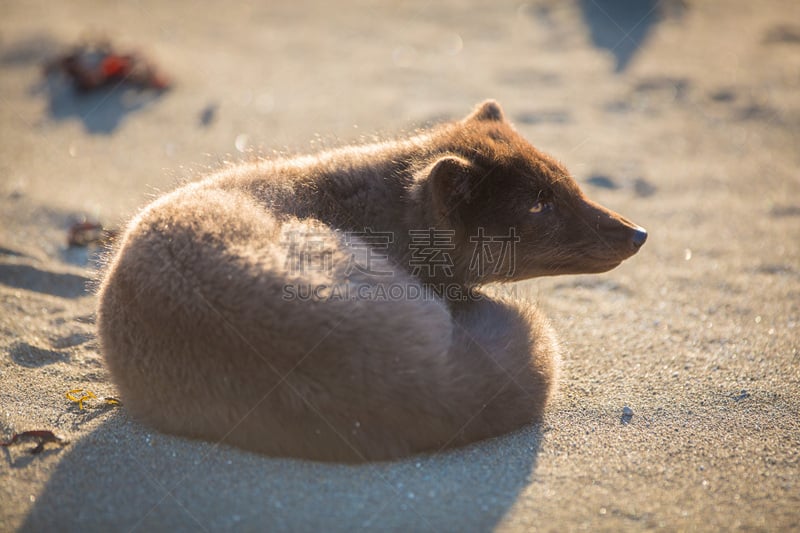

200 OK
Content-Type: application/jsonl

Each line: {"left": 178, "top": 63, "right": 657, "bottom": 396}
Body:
{"left": 98, "top": 185, "right": 557, "bottom": 461}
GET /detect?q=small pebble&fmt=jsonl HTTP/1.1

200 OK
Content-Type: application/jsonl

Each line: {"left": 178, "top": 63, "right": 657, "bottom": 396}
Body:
{"left": 733, "top": 390, "right": 750, "bottom": 402}
{"left": 622, "top": 406, "right": 634, "bottom": 417}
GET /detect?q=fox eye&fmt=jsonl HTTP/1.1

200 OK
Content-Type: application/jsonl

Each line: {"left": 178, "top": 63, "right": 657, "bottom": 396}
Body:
{"left": 529, "top": 200, "right": 552, "bottom": 214}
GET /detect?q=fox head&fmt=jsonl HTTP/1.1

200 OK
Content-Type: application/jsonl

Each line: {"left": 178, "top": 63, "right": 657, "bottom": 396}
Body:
{"left": 417, "top": 100, "right": 647, "bottom": 284}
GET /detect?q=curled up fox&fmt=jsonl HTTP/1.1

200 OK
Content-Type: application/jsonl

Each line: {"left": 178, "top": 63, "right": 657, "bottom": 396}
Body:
{"left": 97, "top": 101, "right": 647, "bottom": 462}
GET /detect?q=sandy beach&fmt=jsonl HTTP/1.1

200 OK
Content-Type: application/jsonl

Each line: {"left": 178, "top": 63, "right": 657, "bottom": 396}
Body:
{"left": 1, "top": 1, "right": 799, "bottom": 530}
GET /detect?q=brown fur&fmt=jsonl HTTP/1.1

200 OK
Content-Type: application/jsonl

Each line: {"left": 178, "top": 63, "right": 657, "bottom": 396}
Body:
{"left": 97, "top": 101, "right": 646, "bottom": 462}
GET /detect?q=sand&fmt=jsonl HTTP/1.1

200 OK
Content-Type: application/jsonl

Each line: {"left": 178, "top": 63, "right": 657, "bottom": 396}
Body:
{"left": 1, "top": 0, "right": 799, "bottom": 531}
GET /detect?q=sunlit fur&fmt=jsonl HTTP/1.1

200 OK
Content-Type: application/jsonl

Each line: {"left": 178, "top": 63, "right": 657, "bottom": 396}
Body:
{"left": 97, "top": 101, "right": 644, "bottom": 462}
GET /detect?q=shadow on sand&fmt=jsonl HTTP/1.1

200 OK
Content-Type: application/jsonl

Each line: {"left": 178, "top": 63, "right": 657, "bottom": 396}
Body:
{"left": 0, "top": 263, "right": 91, "bottom": 299}
{"left": 20, "top": 411, "right": 541, "bottom": 532}
{"left": 579, "top": 0, "right": 682, "bottom": 72}
{"left": 32, "top": 77, "right": 165, "bottom": 135}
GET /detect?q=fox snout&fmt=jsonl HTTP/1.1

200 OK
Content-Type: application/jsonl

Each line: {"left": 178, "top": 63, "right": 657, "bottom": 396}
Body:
{"left": 508, "top": 195, "right": 648, "bottom": 280}
{"left": 581, "top": 198, "right": 647, "bottom": 262}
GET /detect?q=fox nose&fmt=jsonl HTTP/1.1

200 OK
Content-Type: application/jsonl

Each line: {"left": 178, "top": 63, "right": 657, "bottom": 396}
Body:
{"left": 631, "top": 226, "right": 648, "bottom": 249}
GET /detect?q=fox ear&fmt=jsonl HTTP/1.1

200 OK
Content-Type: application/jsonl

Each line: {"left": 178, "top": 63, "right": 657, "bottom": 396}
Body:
{"left": 426, "top": 155, "right": 474, "bottom": 216}
{"left": 464, "top": 100, "right": 505, "bottom": 123}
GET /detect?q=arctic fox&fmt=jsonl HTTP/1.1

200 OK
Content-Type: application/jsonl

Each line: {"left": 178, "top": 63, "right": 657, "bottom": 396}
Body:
{"left": 97, "top": 100, "right": 646, "bottom": 462}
